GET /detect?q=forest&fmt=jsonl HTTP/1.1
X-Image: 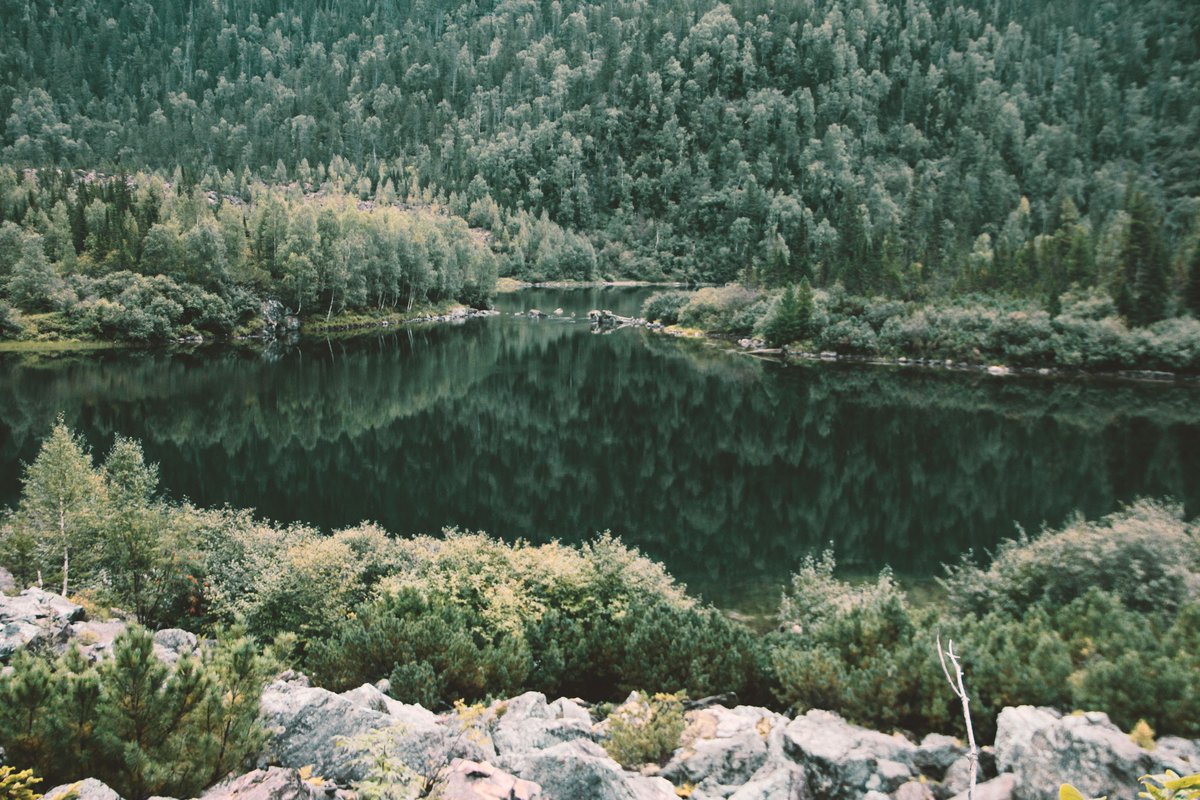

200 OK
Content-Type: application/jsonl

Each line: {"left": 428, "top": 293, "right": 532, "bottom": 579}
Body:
{"left": 0, "top": 0, "right": 1198, "bottom": 332}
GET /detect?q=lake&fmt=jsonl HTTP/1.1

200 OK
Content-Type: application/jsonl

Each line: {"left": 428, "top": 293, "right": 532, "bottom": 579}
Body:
{"left": 1, "top": 287, "right": 1198, "bottom": 609}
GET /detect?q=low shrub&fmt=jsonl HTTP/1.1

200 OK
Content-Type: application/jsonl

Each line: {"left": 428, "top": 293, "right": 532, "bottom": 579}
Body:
{"left": 641, "top": 291, "right": 691, "bottom": 325}
{"left": 603, "top": 692, "right": 686, "bottom": 769}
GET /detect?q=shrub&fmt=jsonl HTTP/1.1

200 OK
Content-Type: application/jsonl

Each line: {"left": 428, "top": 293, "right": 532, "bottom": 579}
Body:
{"left": 603, "top": 692, "right": 686, "bottom": 769}
{"left": 641, "top": 291, "right": 691, "bottom": 324}
{"left": 0, "top": 766, "right": 42, "bottom": 800}
{"left": 678, "top": 286, "right": 765, "bottom": 333}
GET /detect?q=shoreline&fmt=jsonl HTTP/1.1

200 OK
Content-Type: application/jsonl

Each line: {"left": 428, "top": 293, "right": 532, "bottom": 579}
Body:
{"left": 640, "top": 322, "right": 1200, "bottom": 385}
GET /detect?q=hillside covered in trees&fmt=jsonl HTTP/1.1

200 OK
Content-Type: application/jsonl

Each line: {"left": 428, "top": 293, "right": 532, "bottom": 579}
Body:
{"left": 0, "top": 0, "right": 1198, "bottom": 313}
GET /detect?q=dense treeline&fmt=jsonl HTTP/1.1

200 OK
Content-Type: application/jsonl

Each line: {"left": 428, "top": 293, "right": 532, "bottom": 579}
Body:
{"left": 1, "top": 424, "right": 1197, "bottom": 758}
{"left": 1, "top": 0, "right": 1199, "bottom": 298}
{"left": 0, "top": 168, "right": 498, "bottom": 340}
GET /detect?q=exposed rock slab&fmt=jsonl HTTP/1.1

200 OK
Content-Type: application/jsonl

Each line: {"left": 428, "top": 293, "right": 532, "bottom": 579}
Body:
{"left": 0, "top": 588, "right": 84, "bottom": 660}
{"left": 782, "top": 709, "right": 917, "bottom": 799}
{"left": 199, "top": 767, "right": 328, "bottom": 800}
{"left": 42, "top": 779, "right": 124, "bottom": 800}
{"left": 505, "top": 739, "right": 677, "bottom": 800}
{"left": 434, "top": 759, "right": 541, "bottom": 800}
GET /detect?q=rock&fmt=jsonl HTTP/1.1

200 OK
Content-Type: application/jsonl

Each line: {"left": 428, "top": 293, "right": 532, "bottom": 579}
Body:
{"left": 819, "top": 351, "right": 838, "bottom": 359}
{"left": 947, "top": 773, "right": 1015, "bottom": 800}
{"left": 894, "top": 781, "right": 937, "bottom": 800}
{"left": 68, "top": 619, "right": 128, "bottom": 661}
{"left": 0, "top": 588, "right": 85, "bottom": 660}
{"left": 341, "top": 683, "right": 441, "bottom": 728}
{"left": 42, "top": 779, "right": 124, "bottom": 800}
{"left": 662, "top": 706, "right": 785, "bottom": 794}
{"left": 1006, "top": 711, "right": 1169, "bottom": 800}
{"left": 987, "top": 365, "right": 1010, "bottom": 375}
{"left": 0, "top": 567, "right": 15, "bottom": 594}
{"left": 434, "top": 759, "right": 541, "bottom": 800}
{"left": 259, "top": 677, "right": 449, "bottom": 784}
{"left": 528, "top": 309, "right": 546, "bottom": 319}
{"left": 492, "top": 692, "right": 594, "bottom": 758}
{"left": 505, "top": 740, "right": 677, "bottom": 800}
{"left": 200, "top": 768, "right": 327, "bottom": 800}
{"left": 994, "top": 706, "right": 1062, "bottom": 774}
{"left": 1157, "top": 737, "right": 1200, "bottom": 771}
{"left": 915, "top": 734, "right": 965, "bottom": 780}
{"left": 152, "top": 628, "right": 198, "bottom": 664}
{"left": 782, "top": 709, "right": 917, "bottom": 799}
{"left": 724, "top": 762, "right": 806, "bottom": 800}
{"left": 553, "top": 308, "right": 564, "bottom": 316}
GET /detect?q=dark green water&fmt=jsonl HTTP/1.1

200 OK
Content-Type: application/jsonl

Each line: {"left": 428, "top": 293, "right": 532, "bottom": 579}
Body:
{"left": 2, "top": 287, "right": 1198, "bottom": 609}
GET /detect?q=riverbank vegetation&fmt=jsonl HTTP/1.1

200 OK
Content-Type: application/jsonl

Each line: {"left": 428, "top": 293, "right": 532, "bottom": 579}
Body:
{"left": 645, "top": 284, "right": 1200, "bottom": 373}
{"left": 2, "top": 423, "right": 1197, "bottom": 753}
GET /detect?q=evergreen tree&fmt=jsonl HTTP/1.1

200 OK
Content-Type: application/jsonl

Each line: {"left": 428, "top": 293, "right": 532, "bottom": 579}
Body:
{"left": 762, "top": 279, "right": 814, "bottom": 347}
{"left": 1186, "top": 242, "right": 1200, "bottom": 318}
{"left": 1118, "top": 191, "right": 1169, "bottom": 327}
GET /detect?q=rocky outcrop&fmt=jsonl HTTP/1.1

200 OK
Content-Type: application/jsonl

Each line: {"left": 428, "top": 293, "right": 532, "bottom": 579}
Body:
{"left": 259, "top": 677, "right": 451, "bottom": 784}
{"left": 996, "top": 707, "right": 1189, "bottom": 800}
{"left": 661, "top": 705, "right": 788, "bottom": 798}
{"left": 491, "top": 692, "right": 594, "bottom": 758}
{"left": 200, "top": 768, "right": 330, "bottom": 800}
{"left": 0, "top": 588, "right": 85, "bottom": 660}
{"left": 0, "top": 567, "right": 15, "bottom": 594}
{"left": 433, "top": 759, "right": 541, "bottom": 800}
{"left": 42, "top": 779, "right": 125, "bottom": 800}
{"left": 783, "top": 709, "right": 918, "bottom": 798}
{"left": 504, "top": 740, "right": 677, "bottom": 800}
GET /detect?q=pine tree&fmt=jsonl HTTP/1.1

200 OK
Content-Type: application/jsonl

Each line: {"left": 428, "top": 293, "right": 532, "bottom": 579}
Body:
{"left": 1186, "top": 242, "right": 1200, "bottom": 318}
{"left": 1119, "top": 191, "right": 1169, "bottom": 327}
{"left": 763, "top": 279, "right": 814, "bottom": 347}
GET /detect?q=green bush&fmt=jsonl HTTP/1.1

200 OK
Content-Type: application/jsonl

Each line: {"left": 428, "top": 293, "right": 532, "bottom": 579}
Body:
{"left": 678, "top": 286, "right": 765, "bottom": 333}
{"left": 641, "top": 291, "right": 691, "bottom": 324}
{"left": 603, "top": 692, "right": 686, "bottom": 769}
{"left": 0, "top": 627, "right": 272, "bottom": 800}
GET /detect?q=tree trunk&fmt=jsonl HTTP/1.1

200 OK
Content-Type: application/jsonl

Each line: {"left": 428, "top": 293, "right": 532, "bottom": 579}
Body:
{"left": 59, "top": 501, "right": 69, "bottom": 597}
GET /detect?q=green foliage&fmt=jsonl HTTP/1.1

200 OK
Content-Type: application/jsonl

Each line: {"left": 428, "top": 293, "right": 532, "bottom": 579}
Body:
{"left": 771, "top": 554, "right": 949, "bottom": 733}
{"left": 0, "top": 767, "right": 42, "bottom": 800}
{"left": 603, "top": 693, "right": 686, "bottom": 769}
{"left": 641, "top": 291, "right": 691, "bottom": 325}
{"left": 0, "top": 627, "right": 273, "bottom": 800}
{"left": 678, "top": 286, "right": 767, "bottom": 334}
{"left": 761, "top": 281, "right": 813, "bottom": 347}
{"left": 339, "top": 727, "right": 423, "bottom": 800}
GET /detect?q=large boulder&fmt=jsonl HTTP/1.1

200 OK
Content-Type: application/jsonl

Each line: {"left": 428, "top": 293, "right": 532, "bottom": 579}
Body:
{"left": 152, "top": 628, "right": 198, "bottom": 664}
{"left": 42, "top": 779, "right": 124, "bottom": 800}
{"left": 0, "top": 567, "right": 16, "bottom": 594}
{"left": 661, "top": 705, "right": 787, "bottom": 796}
{"left": 1001, "top": 710, "right": 1171, "bottom": 800}
{"left": 782, "top": 709, "right": 917, "bottom": 798}
{"left": 259, "top": 678, "right": 449, "bottom": 784}
{"left": 947, "top": 773, "right": 1015, "bottom": 800}
{"left": 492, "top": 692, "right": 594, "bottom": 758}
{"left": 0, "top": 588, "right": 84, "bottom": 660}
{"left": 505, "top": 739, "right": 677, "bottom": 800}
{"left": 993, "top": 706, "right": 1061, "bottom": 775}
{"left": 914, "top": 734, "right": 966, "bottom": 780}
{"left": 68, "top": 619, "right": 129, "bottom": 662}
{"left": 200, "top": 768, "right": 328, "bottom": 800}
{"left": 433, "top": 759, "right": 541, "bottom": 800}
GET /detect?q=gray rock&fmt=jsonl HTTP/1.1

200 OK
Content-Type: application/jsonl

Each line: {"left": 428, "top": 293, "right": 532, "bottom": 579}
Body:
{"left": 340, "top": 683, "right": 440, "bottom": 728}
{"left": 994, "top": 706, "right": 1062, "bottom": 774}
{"left": 493, "top": 692, "right": 594, "bottom": 757}
{"left": 506, "top": 739, "right": 676, "bottom": 800}
{"left": 724, "top": 762, "right": 806, "bottom": 800}
{"left": 259, "top": 678, "right": 449, "bottom": 784}
{"left": 433, "top": 759, "right": 541, "bottom": 800}
{"left": 915, "top": 734, "right": 965, "bottom": 780}
{"left": 42, "top": 778, "right": 124, "bottom": 800}
{"left": 153, "top": 628, "right": 198, "bottom": 661}
{"left": 1157, "top": 737, "right": 1200, "bottom": 772}
{"left": 948, "top": 773, "right": 1015, "bottom": 800}
{"left": 0, "top": 588, "right": 85, "bottom": 660}
{"left": 0, "top": 567, "right": 16, "bottom": 594}
{"left": 68, "top": 619, "right": 128, "bottom": 661}
{"left": 662, "top": 706, "right": 785, "bottom": 794}
{"left": 894, "top": 780, "right": 937, "bottom": 800}
{"left": 782, "top": 709, "right": 917, "bottom": 798}
{"left": 1007, "top": 711, "right": 1168, "bottom": 800}
{"left": 199, "top": 768, "right": 327, "bottom": 800}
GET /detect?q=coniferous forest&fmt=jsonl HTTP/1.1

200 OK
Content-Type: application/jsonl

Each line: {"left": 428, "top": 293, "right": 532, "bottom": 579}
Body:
{"left": 0, "top": 0, "right": 1197, "bottom": 332}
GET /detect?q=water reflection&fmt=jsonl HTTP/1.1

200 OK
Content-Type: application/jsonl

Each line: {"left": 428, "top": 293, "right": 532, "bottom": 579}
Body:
{"left": 1, "top": 289, "right": 1197, "bottom": 607}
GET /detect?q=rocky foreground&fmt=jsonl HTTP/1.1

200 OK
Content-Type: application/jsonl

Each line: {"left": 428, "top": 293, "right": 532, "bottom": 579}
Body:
{"left": 4, "top": 585, "right": 1198, "bottom": 800}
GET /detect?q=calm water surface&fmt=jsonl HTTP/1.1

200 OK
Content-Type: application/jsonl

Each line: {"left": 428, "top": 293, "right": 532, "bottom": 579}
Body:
{"left": 1, "top": 287, "right": 1198, "bottom": 609}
